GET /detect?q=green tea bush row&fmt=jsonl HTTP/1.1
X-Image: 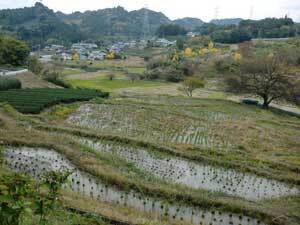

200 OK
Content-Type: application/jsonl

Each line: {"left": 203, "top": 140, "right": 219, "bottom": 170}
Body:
{"left": 0, "top": 77, "right": 22, "bottom": 91}
{"left": 0, "top": 88, "right": 109, "bottom": 113}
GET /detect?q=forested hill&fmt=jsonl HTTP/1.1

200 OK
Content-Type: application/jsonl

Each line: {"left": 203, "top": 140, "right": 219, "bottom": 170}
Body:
{"left": 58, "top": 7, "right": 171, "bottom": 37}
{"left": 0, "top": 2, "right": 83, "bottom": 47}
{"left": 0, "top": 2, "right": 298, "bottom": 47}
{"left": 210, "top": 18, "right": 242, "bottom": 25}
{"left": 0, "top": 2, "right": 233, "bottom": 45}
{"left": 0, "top": 3, "right": 206, "bottom": 46}
{"left": 173, "top": 17, "right": 204, "bottom": 30}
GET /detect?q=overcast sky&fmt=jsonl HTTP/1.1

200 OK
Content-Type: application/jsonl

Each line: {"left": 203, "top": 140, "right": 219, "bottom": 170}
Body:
{"left": 1, "top": 0, "right": 300, "bottom": 22}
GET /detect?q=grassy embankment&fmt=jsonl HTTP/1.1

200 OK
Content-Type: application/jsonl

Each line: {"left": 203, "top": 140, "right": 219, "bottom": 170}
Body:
{"left": 0, "top": 93, "right": 299, "bottom": 225}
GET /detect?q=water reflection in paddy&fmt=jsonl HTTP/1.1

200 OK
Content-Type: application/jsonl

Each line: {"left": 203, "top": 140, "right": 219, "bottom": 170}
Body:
{"left": 80, "top": 138, "right": 299, "bottom": 201}
{"left": 3, "top": 147, "right": 266, "bottom": 225}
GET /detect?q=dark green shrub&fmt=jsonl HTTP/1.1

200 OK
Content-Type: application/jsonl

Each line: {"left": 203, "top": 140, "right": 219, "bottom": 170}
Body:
{"left": 165, "top": 71, "right": 184, "bottom": 82}
{"left": 296, "top": 56, "right": 300, "bottom": 66}
{"left": 242, "top": 99, "right": 259, "bottom": 106}
{"left": 214, "top": 59, "right": 231, "bottom": 72}
{"left": 144, "top": 69, "right": 159, "bottom": 80}
{"left": 0, "top": 174, "right": 34, "bottom": 225}
{"left": 42, "top": 171, "right": 71, "bottom": 209}
{"left": 0, "top": 77, "right": 22, "bottom": 91}
{"left": 28, "top": 56, "right": 43, "bottom": 75}
{"left": 80, "top": 65, "right": 88, "bottom": 70}
{"left": 143, "top": 56, "right": 150, "bottom": 62}
{"left": 84, "top": 67, "right": 98, "bottom": 72}
{"left": 146, "top": 59, "right": 186, "bottom": 82}
{"left": 45, "top": 75, "right": 71, "bottom": 88}
{"left": 214, "top": 59, "right": 240, "bottom": 73}
{"left": 79, "top": 65, "right": 98, "bottom": 72}
{"left": 42, "top": 70, "right": 71, "bottom": 88}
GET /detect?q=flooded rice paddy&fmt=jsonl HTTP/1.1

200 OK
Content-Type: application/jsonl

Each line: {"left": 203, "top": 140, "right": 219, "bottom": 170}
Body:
{"left": 3, "top": 147, "right": 267, "bottom": 225}
{"left": 79, "top": 138, "right": 299, "bottom": 201}
{"left": 67, "top": 104, "right": 232, "bottom": 149}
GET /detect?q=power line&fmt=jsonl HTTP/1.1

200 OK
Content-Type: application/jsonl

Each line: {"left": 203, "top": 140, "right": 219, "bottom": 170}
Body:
{"left": 214, "top": 6, "right": 219, "bottom": 19}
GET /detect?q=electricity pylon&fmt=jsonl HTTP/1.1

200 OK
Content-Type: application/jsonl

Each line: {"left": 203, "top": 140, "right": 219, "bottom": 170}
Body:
{"left": 249, "top": 6, "right": 254, "bottom": 19}
{"left": 142, "top": 5, "right": 151, "bottom": 40}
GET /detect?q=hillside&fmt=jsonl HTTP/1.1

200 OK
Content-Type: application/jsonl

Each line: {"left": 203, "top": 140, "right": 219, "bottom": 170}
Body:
{"left": 59, "top": 7, "right": 171, "bottom": 37}
{"left": 173, "top": 17, "right": 204, "bottom": 30}
{"left": 0, "top": 3, "right": 205, "bottom": 44}
{"left": 0, "top": 2, "right": 83, "bottom": 47}
{"left": 0, "top": 3, "right": 298, "bottom": 46}
{"left": 210, "top": 18, "right": 243, "bottom": 25}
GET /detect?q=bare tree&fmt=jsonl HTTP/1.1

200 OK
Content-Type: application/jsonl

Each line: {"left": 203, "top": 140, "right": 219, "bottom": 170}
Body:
{"left": 226, "top": 54, "right": 295, "bottom": 108}
{"left": 182, "top": 77, "right": 205, "bottom": 97}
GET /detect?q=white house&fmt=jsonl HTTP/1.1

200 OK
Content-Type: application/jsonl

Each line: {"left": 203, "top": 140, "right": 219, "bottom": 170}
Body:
{"left": 72, "top": 43, "right": 98, "bottom": 50}
{"left": 110, "top": 45, "right": 122, "bottom": 54}
{"left": 155, "top": 38, "right": 176, "bottom": 47}
{"left": 50, "top": 45, "right": 64, "bottom": 52}
{"left": 39, "top": 55, "right": 53, "bottom": 63}
{"left": 88, "top": 51, "right": 107, "bottom": 60}
{"left": 187, "top": 32, "right": 200, "bottom": 38}
{"left": 60, "top": 53, "right": 72, "bottom": 61}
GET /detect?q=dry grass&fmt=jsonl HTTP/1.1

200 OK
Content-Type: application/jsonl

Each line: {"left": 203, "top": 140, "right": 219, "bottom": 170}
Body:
{"left": 62, "top": 190, "right": 190, "bottom": 225}
{"left": 12, "top": 72, "right": 61, "bottom": 88}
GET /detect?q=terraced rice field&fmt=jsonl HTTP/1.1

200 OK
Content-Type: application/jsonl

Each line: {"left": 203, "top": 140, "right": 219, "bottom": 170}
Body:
{"left": 68, "top": 104, "right": 233, "bottom": 150}
{"left": 79, "top": 137, "right": 299, "bottom": 200}
{"left": 1, "top": 94, "right": 299, "bottom": 225}
{"left": 3, "top": 147, "right": 267, "bottom": 225}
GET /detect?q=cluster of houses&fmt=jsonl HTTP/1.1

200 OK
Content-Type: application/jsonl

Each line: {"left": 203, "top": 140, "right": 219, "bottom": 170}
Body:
{"left": 71, "top": 43, "right": 106, "bottom": 61}
{"left": 41, "top": 43, "right": 106, "bottom": 62}
{"left": 186, "top": 32, "right": 200, "bottom": 38}
{"left": 154, "top": 38, "right": 176, "bottom": 47}
{"left": 37, "top": 38, "right": 176, "bottom": 62}
{"left": 110, "top": 41, "right": 137, "bottom": 53}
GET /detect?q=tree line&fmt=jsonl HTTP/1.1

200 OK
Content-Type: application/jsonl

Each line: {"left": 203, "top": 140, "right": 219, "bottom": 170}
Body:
{"left": 196, "top": 17, "right": 299, "bottom": 43}
{"left": 157, "top": 17, "right": 299, "bottom": 43}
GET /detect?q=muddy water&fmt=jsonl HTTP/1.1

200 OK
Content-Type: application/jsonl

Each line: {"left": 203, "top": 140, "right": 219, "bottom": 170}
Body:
{"left": 80, "top": 138, "right": 299, "bottom": 201}
{"left": 3, "top": 147, "right": 266, "bottom": 225}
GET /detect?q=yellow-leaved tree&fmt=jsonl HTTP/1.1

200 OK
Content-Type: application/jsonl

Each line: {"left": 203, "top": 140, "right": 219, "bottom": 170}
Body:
{"left": 233, "top": 52, "right": 242, "bottom": 61}
{"left": 184, "top": 48, "right": 194, "bottom": 57}
{"left": 208, "top": 41, "right": 219, "bottom": 55}
{"left": 199, "top": 48, "right": 209, "bottom": 56}
{"left": 72, "top": 53, "right": 80, "bottom": 61}
{"left": 170, "top": 51, "right": 180, "bottom": 62}
{"left": 106, "top": 52, "right": 114, "bottom": 60}
{"left": 208, "top": 41, "right": 214, "bottom": 49}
